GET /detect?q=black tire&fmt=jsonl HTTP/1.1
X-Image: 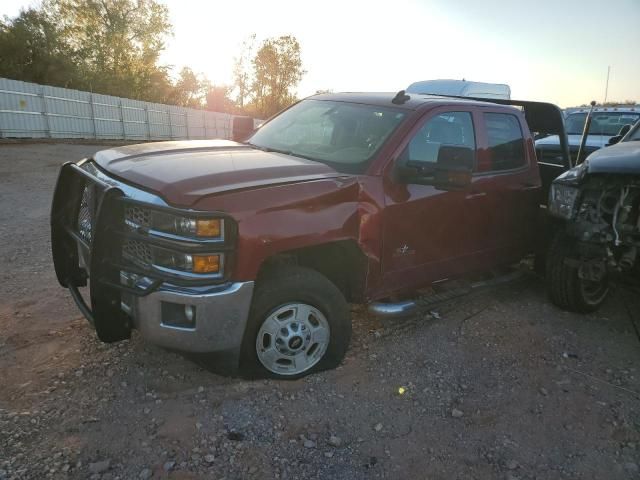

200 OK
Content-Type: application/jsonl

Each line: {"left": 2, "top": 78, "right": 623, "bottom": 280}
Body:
{"left": 545, "top": 232, "right": 609, "bottom": 313}
{"left": 240, "top": 265, "right": 351, "bottom": 379}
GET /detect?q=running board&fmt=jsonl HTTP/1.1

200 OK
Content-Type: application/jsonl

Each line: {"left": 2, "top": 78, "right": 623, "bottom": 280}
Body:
{"left": 368, "top": 269, "right": 523, "bottom": 319}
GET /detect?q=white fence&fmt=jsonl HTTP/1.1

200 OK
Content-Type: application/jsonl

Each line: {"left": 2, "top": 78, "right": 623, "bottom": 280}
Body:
{"left": 0, "top": 77, "right": 254, "bottom": 141}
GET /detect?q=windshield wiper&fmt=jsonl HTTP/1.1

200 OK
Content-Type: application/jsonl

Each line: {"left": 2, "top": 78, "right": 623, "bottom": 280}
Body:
{"left": 245, "top": 142, "right": 317, "bottom": 162}
{"left": 244, "top": 141, "right": 284, "bottom": 154}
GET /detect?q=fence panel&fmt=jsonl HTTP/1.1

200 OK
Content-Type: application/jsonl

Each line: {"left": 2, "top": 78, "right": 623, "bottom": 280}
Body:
{"left": 122, "top": 98, "right": 147, "bottom": 141}
{"left": 0, "top": 78, "right": 48, "bottom": 137}
{"left": 186, "top": 110, "right": 205, "bottom": 139}
{"left": 0, "top": 77, "right": 255, "bottom": 141}
{"left": 45, "top": 85, "right": 93, "bottom": 139}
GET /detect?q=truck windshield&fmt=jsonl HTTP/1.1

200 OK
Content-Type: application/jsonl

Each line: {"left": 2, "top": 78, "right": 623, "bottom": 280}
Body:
{"left": 247, "top": 99, "right": 406, "bottom": 172}
{"left": 565, "top": 112, "right": 640, "bottom": 136}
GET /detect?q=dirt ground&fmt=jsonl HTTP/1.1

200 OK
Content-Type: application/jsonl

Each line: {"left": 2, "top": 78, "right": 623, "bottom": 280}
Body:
{"left": 1, "top": 143, "right": 639, "bottom": 480}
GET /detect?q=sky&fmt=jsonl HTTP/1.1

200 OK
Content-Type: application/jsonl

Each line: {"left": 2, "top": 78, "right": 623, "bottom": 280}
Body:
{"left": 2, "top": 0, "right": 639, "bottom": 107}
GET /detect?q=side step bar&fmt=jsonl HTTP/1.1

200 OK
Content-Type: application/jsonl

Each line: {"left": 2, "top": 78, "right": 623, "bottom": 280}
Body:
{"left": 368, "top": 269, "right": 523, "bottom": 319}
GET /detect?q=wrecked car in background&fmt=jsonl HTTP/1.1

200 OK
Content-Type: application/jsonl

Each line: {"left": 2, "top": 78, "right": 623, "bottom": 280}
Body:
{"left": 546, "top": 119, "right": 640, "bottom": 312}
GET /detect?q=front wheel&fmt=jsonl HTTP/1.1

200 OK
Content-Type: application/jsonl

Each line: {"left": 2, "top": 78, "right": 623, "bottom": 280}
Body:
{"left": 240, "top": 266, "right": 351, "bottom": 379}
{"left": 545, "top": 232, "right": 610, "bottom": 313}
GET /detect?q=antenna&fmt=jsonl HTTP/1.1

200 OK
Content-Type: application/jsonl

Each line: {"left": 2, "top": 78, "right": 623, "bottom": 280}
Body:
{"left": 603, "top": 66, "right": 610, "bottom": 104}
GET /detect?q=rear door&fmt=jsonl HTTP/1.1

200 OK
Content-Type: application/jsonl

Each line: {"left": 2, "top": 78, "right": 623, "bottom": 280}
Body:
{"left": 472, "top": 108, "right": 541, "bottom": 264}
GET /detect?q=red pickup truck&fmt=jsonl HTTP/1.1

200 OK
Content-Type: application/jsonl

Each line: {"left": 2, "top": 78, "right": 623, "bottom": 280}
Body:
{"left": 51, "top": 92, "right": 568, "bottom": 379}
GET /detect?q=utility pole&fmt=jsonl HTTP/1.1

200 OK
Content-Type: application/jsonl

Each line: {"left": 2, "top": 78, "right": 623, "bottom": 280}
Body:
{"left": 603, "top": 66, "right": 611, "bottom": 104}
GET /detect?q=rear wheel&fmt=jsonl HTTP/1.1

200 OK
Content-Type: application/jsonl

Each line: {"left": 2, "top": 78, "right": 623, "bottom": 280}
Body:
{"left": 240, "top": 265, "right": 351, "bottom": 379}
{"left": 546, "top": 232, "right": 609, "bottom": 313}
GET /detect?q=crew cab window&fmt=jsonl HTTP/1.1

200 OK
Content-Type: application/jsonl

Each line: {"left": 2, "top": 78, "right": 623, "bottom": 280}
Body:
{"left": 484, "top": 113, "right": 526, "bottom": 171}
{"left": 403, "top": 112, "right": 475, "bottom": 165}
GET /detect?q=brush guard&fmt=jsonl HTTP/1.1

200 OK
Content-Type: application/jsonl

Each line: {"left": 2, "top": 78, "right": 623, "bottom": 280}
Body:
{"left": 51, "top": 162, "right": 133, "bottom": 342}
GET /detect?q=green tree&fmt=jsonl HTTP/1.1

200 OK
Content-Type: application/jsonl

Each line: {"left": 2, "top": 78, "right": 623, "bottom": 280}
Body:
{"left": 1, "top": 5, "right": 307, "bottom": 116}
{"left": 206, "top": 85, "right": 235, "bottom": 113}
{"left": 249, "top": 35, "right": 305, "bottom": 118}
{"left": 0, "top": 8, "right": 79, "bottom": 87}
{"left": 51, "top": 0, "right": 173, "bottom": 100}
{"left": 167, "top": 67, "right": 209, "bottom": 107}
{"left": 232, "top": 34, "right": 255, "bottom": 109}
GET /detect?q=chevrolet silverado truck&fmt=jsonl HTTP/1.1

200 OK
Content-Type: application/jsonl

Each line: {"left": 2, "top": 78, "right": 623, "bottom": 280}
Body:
{"left": 51, "top": 91, "right": 569, "bottom": 379}
{"left": 545, "top": 118, "right": 640, "bottom": 312}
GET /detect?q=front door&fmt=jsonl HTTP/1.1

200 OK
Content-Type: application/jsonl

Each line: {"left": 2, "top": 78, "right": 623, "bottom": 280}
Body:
{"left": 381, "top": 108, "right": 490, "bottom": 294}
{"left": 473, "top": 109, "right": 541, "bottom": 264}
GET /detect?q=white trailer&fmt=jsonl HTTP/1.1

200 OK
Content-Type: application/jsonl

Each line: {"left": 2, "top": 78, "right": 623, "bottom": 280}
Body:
{"left": 406, "top": 79, "right": 511, "bottom": 100}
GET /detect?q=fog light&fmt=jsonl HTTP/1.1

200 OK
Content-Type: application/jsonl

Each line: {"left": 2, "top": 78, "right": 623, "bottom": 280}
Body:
{"left": 184, "top": 305, "right": 195, "bottom": 323}
{"left": 161, "top": 301, "right": 196, "bottom": 329}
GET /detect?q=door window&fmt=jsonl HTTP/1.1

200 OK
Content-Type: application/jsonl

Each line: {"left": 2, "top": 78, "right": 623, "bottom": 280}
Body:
{"left": 483, "top": 113, "right": 526, "bottom": 171}
{"left": 402, "top": 112, "right": 475, "bottom": 167}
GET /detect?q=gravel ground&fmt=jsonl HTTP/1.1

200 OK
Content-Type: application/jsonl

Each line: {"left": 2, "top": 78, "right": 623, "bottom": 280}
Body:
{"left": 1, "top": 143, "right": 639, "bottom": 480}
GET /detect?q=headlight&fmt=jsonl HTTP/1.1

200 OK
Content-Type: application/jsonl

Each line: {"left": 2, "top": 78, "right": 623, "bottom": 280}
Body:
{"left": 122, "top": 205, "right": 229, "bottom": 278}
{"left": 548, "top": 183, "right": 580, "bottom": 219}
{"left": 153, "top": 249, "right": 222, "bottom": 274}
{"left": 171, "top": 217, "right": 222, "bottom": 238}
{"left": 555, "top": 161, "right": 588, "bottom": 184}
{"left": 125, "top": 206, "right": 224, "bottom": 240}
{"left": 123, "top": 241, "right": 224, "bottom": 276}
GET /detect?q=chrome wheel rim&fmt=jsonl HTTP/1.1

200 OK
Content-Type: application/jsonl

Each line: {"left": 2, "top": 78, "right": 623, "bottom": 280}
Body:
{"left": 256, "top": 303, "right": 330, "bottom": 376}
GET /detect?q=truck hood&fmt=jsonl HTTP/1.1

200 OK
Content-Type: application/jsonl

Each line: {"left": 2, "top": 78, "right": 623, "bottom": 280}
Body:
{"left": 586, "top": 141, "right": 640, "bottom": 175}
{"left": 94, "top": 140, "right": 343, "bottom": 207}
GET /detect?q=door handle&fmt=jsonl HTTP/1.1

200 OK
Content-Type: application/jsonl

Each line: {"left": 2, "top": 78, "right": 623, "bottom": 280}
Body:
{"left": 465, "top": 191, "right": 487, "bottom": 199}
{"left": 507, "top": 182, "right": 539, "bottom": 191}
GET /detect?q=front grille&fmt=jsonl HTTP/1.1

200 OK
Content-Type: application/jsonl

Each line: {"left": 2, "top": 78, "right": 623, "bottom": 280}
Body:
{"left": 122, "top": 239, "right": 153, "bottom": 268}
{"left": 77, "top": 183, "right": 96, "bottom": 243}
{"left": 125, "top": 206, "right": 151, "bottom": 228}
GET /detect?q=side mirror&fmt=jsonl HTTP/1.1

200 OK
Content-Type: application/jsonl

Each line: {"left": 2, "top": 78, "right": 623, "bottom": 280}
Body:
{"left": 398, "top": 145, "right": 473, "bottom": 189}
{"left": 433, "top": 146, "right": 473, "bottom": 189}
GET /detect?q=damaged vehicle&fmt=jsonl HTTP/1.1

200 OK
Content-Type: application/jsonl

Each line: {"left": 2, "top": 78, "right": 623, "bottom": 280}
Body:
{"left": 546, "top": 120, "right": 640, "bottom": 312}
{"left": 51, "top": 91, "right": 568, "bottom": 379}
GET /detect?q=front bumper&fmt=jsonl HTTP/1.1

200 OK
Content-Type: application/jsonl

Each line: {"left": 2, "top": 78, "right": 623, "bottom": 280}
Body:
{"left": 51, "top": 161, "right": 251, "bottom": 365}
{"left": 122, "top": 281, "right": 254, "bottom": 353}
